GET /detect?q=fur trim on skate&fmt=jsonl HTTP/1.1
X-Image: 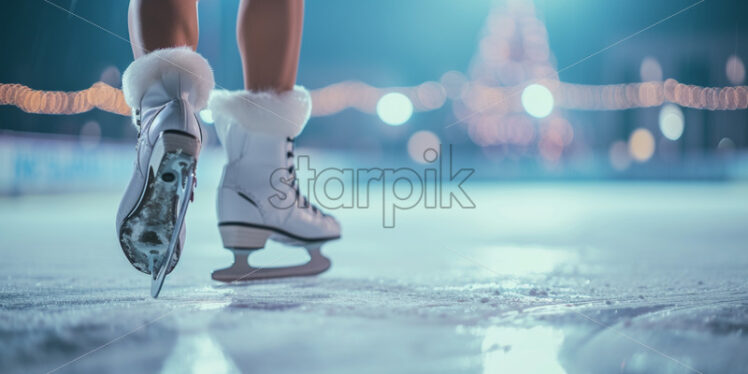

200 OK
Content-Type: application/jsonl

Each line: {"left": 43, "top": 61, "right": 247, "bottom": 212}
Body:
{"left": 122, "top": 47, "right": 214, "bottom": 114}
{"left": 208, "top": 86, "right": 312, "bottom": 138}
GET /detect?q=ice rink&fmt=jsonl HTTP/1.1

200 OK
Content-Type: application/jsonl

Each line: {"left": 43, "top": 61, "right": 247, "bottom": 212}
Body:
{"left": 3, "top": 0, "right": 748, "bottom": 372}
{"left": 2, "top": 180, "right": 748, "bottom": 374}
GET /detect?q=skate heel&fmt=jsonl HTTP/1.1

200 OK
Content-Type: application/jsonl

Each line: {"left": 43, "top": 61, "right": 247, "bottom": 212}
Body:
{"left": 160, "top": 130, "right": 201, "bottom": 157}
{"left": 219, "top": 224, "right": 272, "bottom": 250}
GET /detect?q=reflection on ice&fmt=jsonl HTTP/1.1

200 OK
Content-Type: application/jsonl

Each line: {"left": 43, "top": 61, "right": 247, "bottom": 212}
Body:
{"left": 192, "top": 299, "right": 233, "bottom": 311}
{"left": 481, "top": 326, "right": 566, "bottom": 374}
{"left": 160, "top": 333, "right": 239, "bottom": 374}
{"left": 472, "top": 246, "right": 578, "bottom": 276}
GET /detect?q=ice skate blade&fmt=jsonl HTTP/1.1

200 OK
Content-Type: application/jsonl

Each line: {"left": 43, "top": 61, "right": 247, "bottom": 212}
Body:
{"left": 151, "top": 170, "right": 195, "bottom": 298}
{"left": 117, "top": 130, "right": 198, "bottom": 298}
{"left": 211, "top": 247, "right": 331, "bottom": 283}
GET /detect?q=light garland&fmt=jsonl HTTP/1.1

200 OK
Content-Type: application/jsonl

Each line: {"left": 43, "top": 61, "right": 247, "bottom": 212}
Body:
{"left": 0, "top": 82, "right": 130, "bottom": 116}
{"left": 2, "top": 78, "right": 747, "bottom": 118}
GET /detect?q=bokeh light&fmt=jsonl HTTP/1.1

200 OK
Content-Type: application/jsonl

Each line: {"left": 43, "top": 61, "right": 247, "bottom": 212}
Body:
{"left": 407, "top": 130, "right": 440, "bottom": 164}
{"left": 717, "top": 137, "right": 735, "bottom": 153}
{"left": 609, "top": 141, "right": 631, "bottom": 170}
{"left": 99, "top": 66, "right": 122, "bottom": 88}
{"left": 416, "top": 82, "right": 447, "bottom": 110}
{"left": 521, "top": 84, "right": 554, "bottom": 118}
{"left": 658, "top": 103, "right": 684, "bottom": 141}
{"left": 377, "top": 92, "right": 413, "bottom": 126}
{"left": 440, "top": 70, "right": 468, "bottom": 100}
{"left": 726, "top": 55, "right": 746, "bottom": 85}
{"left": 79, "top": 120, "right": 101, "bottom": 150}
{"left": 628, "top": 128, "right": 656, "bottom": 162}
{"left": 639, "top": 57, "right": 663, "bottom": 82}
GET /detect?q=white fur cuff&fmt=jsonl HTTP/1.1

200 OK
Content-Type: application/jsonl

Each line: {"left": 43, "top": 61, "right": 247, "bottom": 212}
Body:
{"left": 122, "top": 47, "right": 214, "bottom": 111}
{"left": 208, "top": 87, "right": 312, "bottom": 138}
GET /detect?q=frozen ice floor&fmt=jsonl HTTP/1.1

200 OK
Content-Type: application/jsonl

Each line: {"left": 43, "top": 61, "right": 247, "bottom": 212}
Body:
{"left": 1, "top": 182, "right": 748, "bottom": 374}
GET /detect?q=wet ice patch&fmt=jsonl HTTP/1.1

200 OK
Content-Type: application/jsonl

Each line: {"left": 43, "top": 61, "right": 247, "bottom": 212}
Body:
{"left": 160, "top": 333, "right": 240, "bottom": 374}
{"left": 463, "top": 325, "right": 566, "bottom": 374}
{"left": 467, "top": 246, "right": 579, "bottom": 276}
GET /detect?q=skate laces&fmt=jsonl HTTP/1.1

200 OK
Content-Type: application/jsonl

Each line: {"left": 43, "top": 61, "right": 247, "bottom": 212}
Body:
{"left": 286, "top": 137, "right": 322, "bottom": 215}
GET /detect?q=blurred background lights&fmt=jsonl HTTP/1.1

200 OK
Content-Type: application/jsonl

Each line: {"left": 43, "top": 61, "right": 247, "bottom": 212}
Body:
{"left": 0, "top": 0, "right": 747, "bottom": 175}
{"left": 717, "top": 137, "right": 735, "bottom": 153}
{"left": 439, "top": 70, "right": 468, "bottom": 100}
{"left": 416, "top": 82, "right": 447, "bottom": 110}
{"left": 199, "top": 109, "right": 214, "bottom": 124}
{"left": 628, "top": 128, "right": 656, "bottom": 162}
{"left": 377, "top": 92, "right": 413, "bottom": 126}
{"left": 99, "top": 66, "right": 122, "bottom": 88}
{"left": 79, "top": 120, "right": 101, "bottom": 150}
{"left": 725, "top": 55, "right": 746, "bottom": 85}
{"left": 609, "top": 141, "right": 632, "bottom": 171}
{"left": 521, "top": 83, "right": 554, "bottom": 118}
{"left": 658, "top": 103, "right": 684, "bottom": 140}
{"left": 407, "top": 130, "right": 440, "bottom": 163}
{"left": 639, "top": 57, "right": 663, "bottom": 82}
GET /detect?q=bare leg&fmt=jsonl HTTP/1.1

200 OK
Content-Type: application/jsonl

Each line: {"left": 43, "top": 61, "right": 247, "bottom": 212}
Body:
{"left": 128, "top": 0, "right": 199, "bottom": 58}
{"left": 120, "top": 0, "right": 211, "bottom": 298}
{"left": 237, "top": 0, "right": 304, "bottom": 92}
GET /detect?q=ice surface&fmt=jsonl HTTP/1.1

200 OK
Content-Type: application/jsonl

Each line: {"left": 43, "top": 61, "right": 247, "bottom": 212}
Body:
{"left": 1, "top": 182, "right": 748, "bottom": 373}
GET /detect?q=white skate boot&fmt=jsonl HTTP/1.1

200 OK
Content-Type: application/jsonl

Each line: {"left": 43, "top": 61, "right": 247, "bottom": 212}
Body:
{"left": 208, "top": 86, "right": 341, "bottom": 282}
{"left": 116, "top": 47, "right": 214, "bottom": 297}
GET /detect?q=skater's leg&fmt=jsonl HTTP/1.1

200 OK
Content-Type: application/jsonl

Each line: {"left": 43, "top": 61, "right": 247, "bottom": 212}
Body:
{"left": 128, "top": 0, "right": 199, "bottom": 57}
{"left": 119, "top": 0, "right": 213, "bottom": 297}
{"left": 236, "top": 0, "right": 304, "bottom": 92}
{"left": 208, "top": 0, "right": 339, "bottom": 282}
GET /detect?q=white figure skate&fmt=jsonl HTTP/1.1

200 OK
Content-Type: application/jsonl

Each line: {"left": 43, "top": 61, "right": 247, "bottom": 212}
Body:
{"left": 208, "top": 87, "right": 341, "bottom": 282}
{"left": 116, "top": 48, "right": 214, "bottom": 297}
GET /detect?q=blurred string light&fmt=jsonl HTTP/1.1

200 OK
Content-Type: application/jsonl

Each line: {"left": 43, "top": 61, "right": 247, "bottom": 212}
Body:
{"left": 4, "top": 78, "right": 747, "bottom": 117}
{"left": 0, "top": 81, "right": 130, "bottom": 115}
{"left": 440, "top": 71, "right": 469, "bottom": 100}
